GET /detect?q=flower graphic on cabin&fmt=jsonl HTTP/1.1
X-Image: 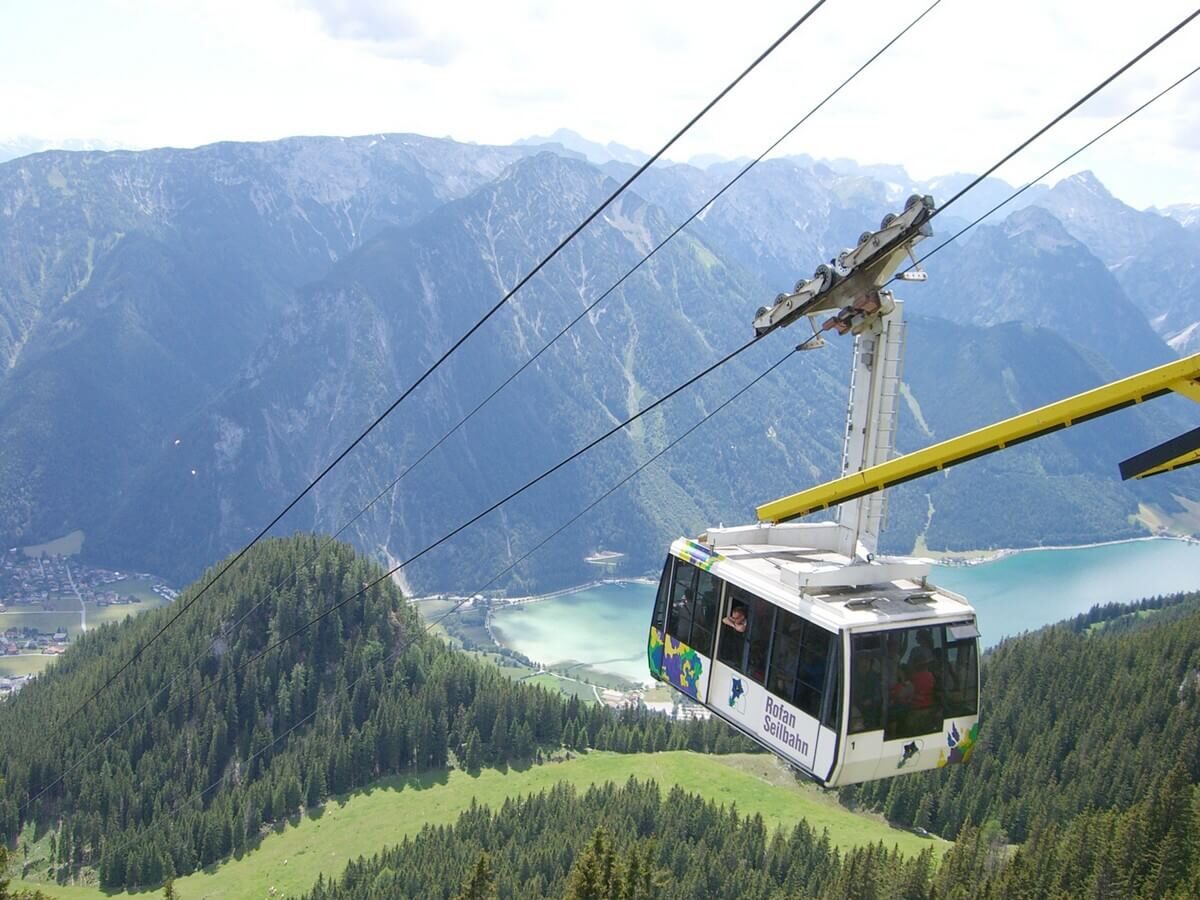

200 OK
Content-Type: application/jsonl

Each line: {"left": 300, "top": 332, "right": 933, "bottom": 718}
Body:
{"left": 647, "top": 627, "right": 665, "bottom": 680}
{"left": 728, "top": 677, "right": 746, "bottom": 712}
{"left": 663, "top": 635, "right": 703, "bottom": 699}
{"left": 896, "top": 741, "right": 921, "bottom": 769}
{"left": 937, "top": 721, "right": 980, "bottom": 768}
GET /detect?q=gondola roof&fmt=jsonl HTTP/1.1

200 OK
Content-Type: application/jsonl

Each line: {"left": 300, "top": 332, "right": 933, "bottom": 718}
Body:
{"left": 673, "top": 524, "right": 975, "bottom": 631}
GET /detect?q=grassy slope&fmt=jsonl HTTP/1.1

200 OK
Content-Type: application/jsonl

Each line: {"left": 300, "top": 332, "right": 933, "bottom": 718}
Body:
{"left": 0, "top": 655, "right": 57, "bottom": 677}
{"left": 0, "top": 586, "right": 170, "bottom": 677}
{"left": 14, "top": 752, "right": 945, "bottom": 899}
{"left": 0, "top": 582, "right": 168, "bottom": 633}
{"left": 19, "top": 531, "right": 85, "bottom": 558}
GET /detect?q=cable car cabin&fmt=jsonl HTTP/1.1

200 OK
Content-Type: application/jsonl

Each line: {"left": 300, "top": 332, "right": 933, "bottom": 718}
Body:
{"left": 647, "top": 525, "right": 980, "bottom": 787}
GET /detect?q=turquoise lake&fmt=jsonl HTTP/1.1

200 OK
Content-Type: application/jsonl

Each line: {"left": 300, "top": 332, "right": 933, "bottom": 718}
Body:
{"left": 489, "top": 539, "right": 1200, "bottom": 685}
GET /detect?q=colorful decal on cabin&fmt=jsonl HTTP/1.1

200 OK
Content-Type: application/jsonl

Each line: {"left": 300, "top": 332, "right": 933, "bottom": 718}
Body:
{"left": 896, "top": 741, "right": 921, "bottom": 769}
{"left": 677, "top": 539, "right": 723, "bottom": 572}
{"left": 728, "top": 677, "right": 746, "bottom": 712}
{"left": 648, "top": 627, "right": 665, "bottom": 680}
{"left": 937, "top": 721, "right": 979, "bottom": 768}
{"left": 663, "top": 635, "right": 704, "bottom": 699}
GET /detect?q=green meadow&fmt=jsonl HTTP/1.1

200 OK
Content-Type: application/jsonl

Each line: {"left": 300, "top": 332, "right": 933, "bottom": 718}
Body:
{"left": 0, "top": 581, "right": 169, "bottom": 635}
{"left": 20, "top": 531, "right": 85, "bottom": 558}
{"left": 0, "top": 654, "right": 57, "bottom": 678}
{"left": 14, "top": 752, "right": 945, "bottom": 898}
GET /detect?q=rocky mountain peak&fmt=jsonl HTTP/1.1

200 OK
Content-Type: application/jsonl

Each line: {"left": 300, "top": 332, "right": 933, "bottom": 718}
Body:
{"left": 1036, "top": 169, "right": 1200, "bottom": 355}
{"left": 1158, "top": 203, "right": 1200, "bottom": 230}
{"left": 1057, "top": 169, "right": 1113, "bottom": 199}
{"left": 515, "top": 128, "right": 648, "bottom": 167}
{"left": 1001, "top": 204, "right": 1078, "bottom": 249}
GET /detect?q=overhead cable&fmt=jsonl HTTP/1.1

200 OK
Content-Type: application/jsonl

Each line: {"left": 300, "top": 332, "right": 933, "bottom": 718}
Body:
{"left": 39, "top": 0, "right": 1199, "bottom": 820}
{"left": 62, "top": 0, "right": 831, "bottom": 724}
{"left": 933, "top": 7, "right": 1200, "bottom": 219}
{"left": 78, "top": 343, "right": 798, "bottom": 860}
{"left": 890, "top": 59, "right": 1200, "bottom": 285}
{"left": 40, "top": 0, "right": 931, "bottom": 775}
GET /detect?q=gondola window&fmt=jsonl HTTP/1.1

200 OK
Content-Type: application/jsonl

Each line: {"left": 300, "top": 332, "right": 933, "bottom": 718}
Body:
{"left": 745, "top": 592, "right": 775, "bottom": 684}
{"left": 651, "top": 557, "right": 673, "bottom": 634}
{"left": 795, "top": 623, "right": 833, "bottom": 720}
{"left": 849, "top": 633, "right": 884, "bottom": 734}
{"left": 849, "top": 625, "right": 979, "bottom": 739}
{"left": 717, "top": 588, "right": 774, "bottom": 683}
{"left": 665, "top": 560, "right": 719, "bottom": 657}
{"left": 882, "top": 626, "right": 943, "bottom": 740}
{"left": 717, "top": 593, "right": 747, "bottom": 669}
{"left": 764, "top": 612, "right": 834, "bottom": 719}
{"left": 821, "top": 640, "right": 841, "bottom": 730}
{"left": 943, "top": 633, "right": 979, "bottom": 718}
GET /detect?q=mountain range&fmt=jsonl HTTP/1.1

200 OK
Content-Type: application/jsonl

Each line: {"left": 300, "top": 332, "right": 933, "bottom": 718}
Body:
{"left": 0, "top": 133, "right": 1196, "bottom": 592}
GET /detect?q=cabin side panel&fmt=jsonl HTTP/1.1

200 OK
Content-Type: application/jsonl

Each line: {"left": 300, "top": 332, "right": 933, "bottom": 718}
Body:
{"left": 708, "top": 661, "right": 825, "bottom": 773}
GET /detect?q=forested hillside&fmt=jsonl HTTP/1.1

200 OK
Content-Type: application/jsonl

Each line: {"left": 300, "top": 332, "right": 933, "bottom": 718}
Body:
{"left": 0, "top": 536, "right": 741, "bottom": 891}
{"left": 307, "top": 780, "right": 932, "bottom": 900}
{"left": 303, "top": 770, "right": 1200, "bottom": 898}
{"left": 303, "top": 593, "right": 1200, "bottom": 899}
{"left": 7, "top": 549, "right": 1200, "bottom": 896}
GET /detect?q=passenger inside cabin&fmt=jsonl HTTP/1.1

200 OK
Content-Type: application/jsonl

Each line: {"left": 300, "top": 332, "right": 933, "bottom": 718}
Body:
{"left": 897, "top": 657, "right": 931, "bottom": 710}
{"left": 722, "top": 602, "right": 748, "bottom": 633}
{"left": 902, "top": 654, "right": 937, "bottom": 733}
{"left": 906, "top": 656, "right": 934, "bottom": 711}
{"left": 717, "top": 600, "right": 748, "bottom": 669}
{"left": 906, "top": 629, "right": 938, "bottom": 706}
{"left": 888, "top": 630, "right": 938, "bottom": 734}
{"left": 905, "top": 627, "right": 936, "bottom": 668}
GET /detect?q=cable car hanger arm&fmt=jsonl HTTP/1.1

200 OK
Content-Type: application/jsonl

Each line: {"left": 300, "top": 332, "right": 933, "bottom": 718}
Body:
{"left": 752, "top": 194, "right": 934, "bottom": 338}
{"left": 757, "top": 353, "right": 1200, "bottom": 524}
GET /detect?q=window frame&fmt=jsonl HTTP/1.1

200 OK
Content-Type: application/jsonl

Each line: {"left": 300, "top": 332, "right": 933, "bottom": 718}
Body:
{"left": 846, "top": 622, "right": 979, "bottom": 739}
{"left": 942, "top": 635, "right": 979, "bottom": 718}
{"left": 651, "top": 556, "right": 673, "bottom": 633}
{"left": 720, "top": 586, "right": 776, "bottom": 685}
{"left": 764, "top": 608, "right": 836, "bottom": 722}
{"left": 663, "top": 558, "right": 721, "bottom": 658}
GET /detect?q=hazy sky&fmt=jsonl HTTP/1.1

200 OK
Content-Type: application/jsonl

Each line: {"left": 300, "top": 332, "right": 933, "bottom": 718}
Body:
{"left": 4, "top": 0, "right": 1199, "bottom": 209}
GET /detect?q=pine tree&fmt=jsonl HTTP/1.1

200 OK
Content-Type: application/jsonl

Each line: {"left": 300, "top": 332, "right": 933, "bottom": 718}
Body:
{"left": 465, "top": 729, "right": 483, "bottom": 773}
{"left": 304, "top": 768, "right": 328, "bottom": 811}
{"left": 914, "top": 794, "right": 935, "bottom": 831}
{"left": 565, "top": 827, "right": 620, "bottom": 900}
{"left": 619, "top": 841, "right": 660, "bottom": 900}
{"left": 453, "top": 852, "right": 497, "bottom": 900}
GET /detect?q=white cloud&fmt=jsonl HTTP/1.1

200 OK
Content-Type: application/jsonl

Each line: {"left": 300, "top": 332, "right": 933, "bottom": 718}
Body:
{"left": 1170, "top": 81, "right": 1200, "bottom": 150}
{"left": 296, "top": 0, "right": 460, "bottom": 64}
{"left": 1, "top": 0, "right": 1199, "bottom": 207}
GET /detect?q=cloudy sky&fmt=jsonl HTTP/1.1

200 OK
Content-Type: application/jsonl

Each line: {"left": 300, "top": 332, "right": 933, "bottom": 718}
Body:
{"left": 3, "top": 0, "right": 1199, "bottom": 209}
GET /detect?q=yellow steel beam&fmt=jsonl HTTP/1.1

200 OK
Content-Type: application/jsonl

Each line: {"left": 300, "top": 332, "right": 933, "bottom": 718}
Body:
{"left": 1119, "top": 425, "right": 1200, "bottom": 480}
{"left": 757, "top": 353, "right": 1200, "bottom": 524}
{"left": 1129, "top": 448, "right": 1200, "bottom": 479}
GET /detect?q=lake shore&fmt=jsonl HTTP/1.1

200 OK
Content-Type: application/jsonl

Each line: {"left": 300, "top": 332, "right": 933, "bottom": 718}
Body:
{"left": 410, "top": 576, "right": 657, "bottom": 607}
{"left": 410, "top": 535, "right": 1200, "bottom": 606}
{"left": 483, "top": 537, "right": 1200, "bottom": 671}
{"left": 923, "top": 533, "right": 1200, "bottom": 567}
